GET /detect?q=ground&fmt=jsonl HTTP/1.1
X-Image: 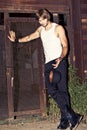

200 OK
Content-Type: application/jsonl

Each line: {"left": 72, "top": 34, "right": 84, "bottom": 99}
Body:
{"left": 0, "top": 118, "right": 87, "bottom": 130}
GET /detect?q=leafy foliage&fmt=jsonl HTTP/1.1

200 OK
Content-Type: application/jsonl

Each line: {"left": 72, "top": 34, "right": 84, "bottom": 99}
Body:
{"left": 68, "top": 65, "right": 87, "bottom": 116}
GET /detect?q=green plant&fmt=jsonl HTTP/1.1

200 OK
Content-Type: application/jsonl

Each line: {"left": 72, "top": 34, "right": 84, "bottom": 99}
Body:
{"left": 47, "top": 96, "right": 60, "bottom": 121}
{"left": 68, "top": 65, "right": 87, "bottom": 116}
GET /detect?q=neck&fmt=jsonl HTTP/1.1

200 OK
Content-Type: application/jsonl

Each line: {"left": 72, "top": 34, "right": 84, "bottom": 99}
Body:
{"left": 45, "top": 21, "right": 52, "bottom": 31}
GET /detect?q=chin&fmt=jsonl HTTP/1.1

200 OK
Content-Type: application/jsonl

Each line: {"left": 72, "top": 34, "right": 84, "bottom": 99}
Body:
{"left": 43, "top": 25, "right": 47, "bottom": 27}
{"left": 41, "top": 24, "right": 46, "bottom": 27}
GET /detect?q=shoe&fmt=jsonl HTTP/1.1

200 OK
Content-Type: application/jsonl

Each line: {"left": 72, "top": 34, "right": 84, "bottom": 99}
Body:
{"left": 57, "top": 118, "right": 70, "bottom": 129}
{"left": 70, "top": 114, "right": 83, "bottom": 130}
{"left": 64, "top": 106, "right": 83, "bottom": 130}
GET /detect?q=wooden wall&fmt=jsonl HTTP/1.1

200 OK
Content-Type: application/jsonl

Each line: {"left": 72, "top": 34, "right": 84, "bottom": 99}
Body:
{"left": 0, "top": 0, "right": 69, "bottom": 12}
{"left": 71, "top": 0, "right": 87, "bottom": 79}
{"left": 0, "top": 0, "right": 68, "bottom": 6}
{"left": 80, "top": 0, "right": 87, "bottom": 78}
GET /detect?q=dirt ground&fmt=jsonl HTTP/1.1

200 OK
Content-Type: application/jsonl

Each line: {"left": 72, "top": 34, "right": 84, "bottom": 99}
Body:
{"left": 0, "top": 119, "right": 87, "bottom": 130}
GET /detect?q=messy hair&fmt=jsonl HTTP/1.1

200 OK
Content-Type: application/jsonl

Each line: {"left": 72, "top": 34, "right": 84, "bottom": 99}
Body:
{"left": 36, "top": 8, "right": 51, "bottom": 20}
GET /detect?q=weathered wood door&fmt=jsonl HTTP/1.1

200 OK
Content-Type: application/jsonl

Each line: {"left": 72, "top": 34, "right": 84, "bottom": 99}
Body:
{"left": 6, "top": 15, "right": 46, "bottom": 118}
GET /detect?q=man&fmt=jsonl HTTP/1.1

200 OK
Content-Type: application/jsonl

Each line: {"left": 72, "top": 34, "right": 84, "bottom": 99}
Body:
{"left": 8, "top": 8, "right": 83, "bottom": 130}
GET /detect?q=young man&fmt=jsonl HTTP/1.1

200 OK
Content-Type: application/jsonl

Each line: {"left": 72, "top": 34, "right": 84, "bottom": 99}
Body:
{"left": 8, "top": 9, "right": 83, "bottom": 130}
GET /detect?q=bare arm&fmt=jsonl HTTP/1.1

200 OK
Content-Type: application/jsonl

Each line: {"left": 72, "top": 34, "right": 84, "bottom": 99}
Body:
{"left": 8, "top": 27, "right": 41, "bottom": 43}
{"left": 19, "top": 27, "right": 41, "bottom": 43}
{"left": 52, "top": 25, "right": 68, "bottom": 68}
{"left": 57, "top": 25, "right": 68, "bottom": 59}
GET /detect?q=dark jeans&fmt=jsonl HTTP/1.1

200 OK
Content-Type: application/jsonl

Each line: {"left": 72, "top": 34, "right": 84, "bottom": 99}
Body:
{"left": 44, "top": 58, "right": 71, "bottom": 119}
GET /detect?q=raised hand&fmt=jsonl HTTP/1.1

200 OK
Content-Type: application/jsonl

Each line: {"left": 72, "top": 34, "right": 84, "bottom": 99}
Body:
{"left": 8, "top": 31, "right": 16, "bottom": 42}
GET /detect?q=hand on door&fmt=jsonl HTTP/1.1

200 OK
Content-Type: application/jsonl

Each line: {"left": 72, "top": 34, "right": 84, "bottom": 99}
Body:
{"left": 8, "top": 31, "right": 16, "bottom": 42}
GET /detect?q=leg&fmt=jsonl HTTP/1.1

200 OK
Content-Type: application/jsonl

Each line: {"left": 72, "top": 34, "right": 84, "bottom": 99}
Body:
{"left": 57, "top": 59, "right": 83, "bottom": 130}
{"left": 45, "top": 59, "right": 70, "bottom": 129}
{"left": 45, "top": 59, "right": 68, "bottom": 111}
{"left": 45, "top": 59, "right": 83, "bottom": 130}
{"left": 56, "top": 58, "right": 70, "bottom": 129}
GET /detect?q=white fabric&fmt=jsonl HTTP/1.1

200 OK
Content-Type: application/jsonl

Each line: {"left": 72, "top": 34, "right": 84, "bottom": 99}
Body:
{"left": 40, "top": 23, "right": 62, "bottom": 63}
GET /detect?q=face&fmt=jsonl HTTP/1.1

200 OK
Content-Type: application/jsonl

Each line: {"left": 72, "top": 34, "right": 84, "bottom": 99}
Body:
{"left": 38, "top": 17, "right": 48, "bottom": 27}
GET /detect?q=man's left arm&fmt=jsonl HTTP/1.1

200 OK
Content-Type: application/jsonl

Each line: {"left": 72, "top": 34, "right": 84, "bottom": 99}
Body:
{"left": 58, "top": 25, "right": 68, "bottom": 60}
{"left": 52, "top": 25, "right": 68, "bottom": 69}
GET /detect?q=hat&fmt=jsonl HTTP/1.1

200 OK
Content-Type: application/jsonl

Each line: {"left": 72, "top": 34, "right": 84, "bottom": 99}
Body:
{"left": 49, "top": 71, "right": 61, "bottom": 83}
{"left": 52, "top": 71, "right": 61, "bottom": 84}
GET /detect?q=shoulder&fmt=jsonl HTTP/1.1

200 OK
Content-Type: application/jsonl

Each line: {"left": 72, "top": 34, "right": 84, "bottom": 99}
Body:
{"left": 55, "top": 24, "right": 65, "bottom": 35}
{"left": 35, "top": 26, "right": 43, "bottom": 36}
{"left": 36, "top": 26, "right": 43, "bottom": 34}
{"left": 37, "top": 26, "right": 43, "bottom": 32}
{"left": 54, "top": 24, "right": 66, "bottom": 39}
{"left": 55, "top": 24, "right": 64, "bottom": 31}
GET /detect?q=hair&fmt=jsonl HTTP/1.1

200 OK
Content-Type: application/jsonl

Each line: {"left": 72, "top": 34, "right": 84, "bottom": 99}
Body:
{"left": 36, "top": 8, "right": 51, "bottom": 21}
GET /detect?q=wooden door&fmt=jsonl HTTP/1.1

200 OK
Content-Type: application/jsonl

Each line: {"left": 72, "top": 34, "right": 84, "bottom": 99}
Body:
{"left": 6, "top": 16, "right": 46, "bottom": 118}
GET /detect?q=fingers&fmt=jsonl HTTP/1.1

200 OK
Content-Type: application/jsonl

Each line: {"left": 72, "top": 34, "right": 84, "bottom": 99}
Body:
{"left": 52, "top": 63, "right": 58, "bottom": 69}
{"left": 52, "top": 61, "right": 60, "bottom": 68}
{"left": 8, "top": 35, "right": 14, "bottom": 42}
{"left": 8, "top": 35, "right": 10, "bottom": 40}
{"left": 52, "top": 58, "right": 61, "bottom": 68}
{"left": 8, "top": 31, "right": 16, "bottom": 42}
{"left": 9, "top": 31, "right": 15, "bottom": 37}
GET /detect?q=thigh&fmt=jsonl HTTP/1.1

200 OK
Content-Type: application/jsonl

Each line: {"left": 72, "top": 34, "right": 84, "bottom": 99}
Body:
{"left": 57, "top": 58, "right": 68, "bottom": 92}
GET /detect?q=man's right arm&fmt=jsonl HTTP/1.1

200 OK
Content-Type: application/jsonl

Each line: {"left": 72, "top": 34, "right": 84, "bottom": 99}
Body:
{"left": 8, "top": 27, "right": 41, "bottom": 43}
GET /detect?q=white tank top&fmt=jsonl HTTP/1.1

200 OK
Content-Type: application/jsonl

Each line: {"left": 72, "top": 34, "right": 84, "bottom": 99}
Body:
{"left": 40, "top": 23, "right": 62, "bottom": 63}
